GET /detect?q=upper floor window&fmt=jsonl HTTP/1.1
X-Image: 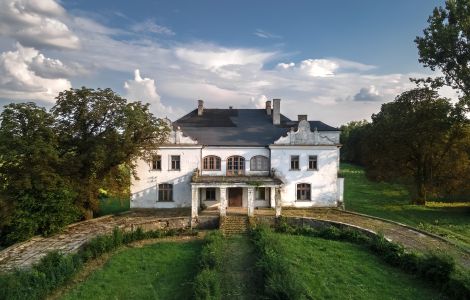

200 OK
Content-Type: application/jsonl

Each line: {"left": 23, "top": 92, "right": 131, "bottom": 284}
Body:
{"left": 309, "top": 155, "right": 318, "bottom": 170}
{"left": 227, "top": 156, "right": 245, "bottom": 176}
{"left": 158, "top": 184, "right": 173, "bottom": 201}
{"left": 297, "top": 183, "right": 311, "bottom": 201}
{"left": 250, "top": 155, "right": 269, "bottom": 171}
{"left": 171, "top": 155, "right": 180, "bottom": 170}
{"left": 290, "top": 155, "right": 300, "bottom": 170}
{"left": 203, "top": 156, "right": 221, "bottom": 170}
{"left": 151, "top": 155, "right": 161, "bottom": 170}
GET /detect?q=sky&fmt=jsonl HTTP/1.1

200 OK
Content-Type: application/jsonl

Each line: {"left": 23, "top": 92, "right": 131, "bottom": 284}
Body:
{"left": 0, "top": 0, "right": 454, "bottom": 126}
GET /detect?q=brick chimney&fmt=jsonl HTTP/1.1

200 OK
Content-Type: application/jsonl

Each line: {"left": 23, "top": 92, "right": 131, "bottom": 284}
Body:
{"left": 266, "top": 100, "right": 272, "bottom": 115}
{"left": 298, "top": 115, "right": 307, "bottom": 122}
{"left": 197, "top": 99, "right": 204, "bottom": 116}
{"left": 272, "top": 98, "right": 281, "bottom": 125}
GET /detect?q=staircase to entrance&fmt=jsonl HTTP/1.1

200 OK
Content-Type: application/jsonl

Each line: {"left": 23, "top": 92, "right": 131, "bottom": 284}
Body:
{"left": 220, "top": 215, "right": 249, "bottom": 235}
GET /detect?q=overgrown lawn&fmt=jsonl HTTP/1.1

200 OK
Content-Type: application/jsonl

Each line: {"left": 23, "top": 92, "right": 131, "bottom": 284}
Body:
{"left": 276, "top": 233, "right": 445, "bottom": 299}
{"left": 61, "top": 240, "right": 202, "bottom": 300}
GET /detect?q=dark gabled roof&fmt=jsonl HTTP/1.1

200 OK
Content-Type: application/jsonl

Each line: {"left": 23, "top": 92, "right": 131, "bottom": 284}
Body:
{"left": 173, "top": 108, "right": 339, "bottom": 146}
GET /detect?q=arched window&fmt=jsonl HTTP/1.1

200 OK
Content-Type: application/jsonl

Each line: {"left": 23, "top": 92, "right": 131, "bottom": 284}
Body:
{"left": 203, "top": 156, "right": 221, "bottom": 170}
{"left": 250, "top": 155, "right": 269, "bottom": 171}
{"left": 297, "top": 183, "right": 311, "bottom": 201}
{"left": 227, "top": 156, "right": 245, "bottom": 176}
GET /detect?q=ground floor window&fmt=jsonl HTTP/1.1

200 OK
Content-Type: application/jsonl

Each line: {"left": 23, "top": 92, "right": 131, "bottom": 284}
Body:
{"left": 255, "top": 187, "right": 270, "bottom": 200}
{"left": 297, "top": 183, "right": 311, "bottom": 200}
{"left": 205, "top": 188, "right": 216, "bottom": 201}
{"left": 158, "top": 184, "right": 173, "bottom": 201}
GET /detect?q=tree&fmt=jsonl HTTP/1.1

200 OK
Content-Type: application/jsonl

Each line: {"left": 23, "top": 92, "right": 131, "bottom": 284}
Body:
{"left": 51, "top": 87, "right": 170, "bottom": 217}
{"left": 415, "top": 0, "right": 470, "bottom": 108}
{"left": 363, "top": 88, "right": 468, "bottom": 204}
{"left": 0, "top": 103, "right": 79, "bottom": 244}
{"left": 339, "top": 120, "right": 369, "bottom": 165}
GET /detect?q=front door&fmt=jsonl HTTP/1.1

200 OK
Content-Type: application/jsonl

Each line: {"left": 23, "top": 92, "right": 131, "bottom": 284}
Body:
{"left": 228, "top": 188, "right": 243, "bottom": 207}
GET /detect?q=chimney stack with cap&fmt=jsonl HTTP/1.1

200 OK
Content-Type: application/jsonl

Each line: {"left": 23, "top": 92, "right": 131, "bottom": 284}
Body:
{"left": 272, "top": 98, "right": 281, "bottom": 125}
{"left": 197, "top": 99, "right": 204, "bottom": 116}
{"left": 266, "top": 100, "right": 272, "bottom": 115}
{"left": 298, "top": 115, "right": 307, "bottom": 122}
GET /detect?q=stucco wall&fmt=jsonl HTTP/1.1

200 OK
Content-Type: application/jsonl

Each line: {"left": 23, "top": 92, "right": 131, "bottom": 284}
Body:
{"left": 270, "top": 146, "right": 340, "bottom": 207}
{"left": 130, "top": 146, "right": 201, "bottom": 208}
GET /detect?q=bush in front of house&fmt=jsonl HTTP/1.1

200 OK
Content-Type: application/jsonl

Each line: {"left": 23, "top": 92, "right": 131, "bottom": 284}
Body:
{"left": 193, "top": 231, "right": 224, "bottom": 300}
{"left": 0, "top": 227, "right": 194, "bottom": 300}
{"left": 274, "top": 218, "right": 470, "bottom": 300}
{"left": 250, "top": 225, "right": 309, "bottom": 300}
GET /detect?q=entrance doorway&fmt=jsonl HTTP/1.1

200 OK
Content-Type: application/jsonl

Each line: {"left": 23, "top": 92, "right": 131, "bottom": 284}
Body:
{"left": 228, "top": 188, "right": 243, "bottom": 207}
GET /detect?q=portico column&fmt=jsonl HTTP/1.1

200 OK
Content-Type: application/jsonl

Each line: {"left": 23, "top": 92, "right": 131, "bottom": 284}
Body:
{"left": 275, "top": 187, "right": 282, "bottom": 217}
{"left": 270, "top": 187, "right": 275, "bottom": 208}
{"left": 219, "top": 187, "right": 227, "bottom": 217}
{"left": 191, "top": 186, "right": 199, "bottom": 226}
{"left": 247, "top": 187, "right": 254, "bottom": 217}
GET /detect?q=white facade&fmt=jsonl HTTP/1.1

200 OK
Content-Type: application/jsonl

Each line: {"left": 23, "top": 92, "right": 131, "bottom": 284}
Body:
{"left": 130, "top": 108, "right": 343, "bottom": 219}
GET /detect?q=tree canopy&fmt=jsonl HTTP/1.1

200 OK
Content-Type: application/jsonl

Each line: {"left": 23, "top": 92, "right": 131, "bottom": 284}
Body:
{"left": 0, "top": 88, "right": 170, "bottom": 245}
{"left": 415, "top": 0, "right": 470, "bottom": 108}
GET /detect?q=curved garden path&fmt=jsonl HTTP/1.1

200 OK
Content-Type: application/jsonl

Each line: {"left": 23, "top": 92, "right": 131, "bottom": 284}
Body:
{"left": 1, "top": 208, "right": 469, "bottom": 272}
{"left": 283, "top": 208, "right": 470, "bottom": 269}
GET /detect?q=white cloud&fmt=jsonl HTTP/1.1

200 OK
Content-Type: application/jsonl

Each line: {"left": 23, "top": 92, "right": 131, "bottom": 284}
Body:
{"left": 0, "top": 0, "right": 80, "bottom": 49}
{"left": 0, "top": 43, "right": 71, "bottom": 101}
{"left": 254, "top": 29, "right": 281, "bottom": 39}
{"left": 124, "top": 69, "right": 183, "bottom": 119}
{"left": 131, "top": 19, "right": 175, "bottom": 36}
{"left": 353, "top": 85, "right": 382, "bottom": 102}
{"left": 249, "top": 94, "right": 268, "bottom": 108}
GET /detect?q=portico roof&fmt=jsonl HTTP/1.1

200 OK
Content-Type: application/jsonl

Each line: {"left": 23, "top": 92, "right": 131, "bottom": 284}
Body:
{"left": 191, "top": 175, "right": 283, "bottom": 186}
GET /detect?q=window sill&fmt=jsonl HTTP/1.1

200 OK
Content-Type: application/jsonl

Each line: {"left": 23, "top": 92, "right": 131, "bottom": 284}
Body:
{"left": 150, "top": 169, "right": 162, "bottom": 172}
{"left": 289, "top": 169, "right": 300, "bottom": 171}
{"left": 157, "top": 200, "right": 174, "bottom": 202}
{"left": 307, "top": 169, "right": 318, "bottom": 171}
{"left": 168, "top": 169, "right": 181, "bottom": 171}
{"left": 296, "top": 200, "right": 312, "bottom": 202}
{"left": 202, "top": 169, "right": 221, "bottom": 171}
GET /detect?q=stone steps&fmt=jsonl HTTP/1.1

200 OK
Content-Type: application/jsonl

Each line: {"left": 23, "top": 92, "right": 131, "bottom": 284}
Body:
{"left": 220, "top": 216, "right": 249, "bottom": 235}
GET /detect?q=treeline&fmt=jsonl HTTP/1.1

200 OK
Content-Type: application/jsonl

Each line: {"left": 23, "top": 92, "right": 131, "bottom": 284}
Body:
{"left": 0, "top": 88, "right": 170, "bottom": 246}
{"left": 340, "top": 88, "right": 470, "bottom": 203}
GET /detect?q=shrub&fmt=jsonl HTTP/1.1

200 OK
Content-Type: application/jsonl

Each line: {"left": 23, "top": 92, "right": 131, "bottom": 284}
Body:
{"left": 193, "top": 231, "right": 224, "bottom": 300}
{"left": 251, "top": 226, "right": 309, "bottom": 299}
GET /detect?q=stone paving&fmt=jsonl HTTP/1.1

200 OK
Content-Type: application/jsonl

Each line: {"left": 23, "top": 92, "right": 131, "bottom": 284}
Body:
{"left": 0, "top": 210, "right": 191, "bottom": 272}
{"left": 283, "top": 208, "right": 470, "bottom": 269}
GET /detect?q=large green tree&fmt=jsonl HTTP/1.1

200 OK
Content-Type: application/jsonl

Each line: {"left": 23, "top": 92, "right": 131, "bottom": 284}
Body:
{"left": 363, "top": 88, "right": 468, "bottom": 204}
{"left": 0, "top": 103, "right": 79, "bottom": 244}
{"left": 51, "top": 87, "right": 170, "bottom": 217}
{"left": 415, "top": 0, "right": 470, "bottom": 108}
{"left": 339, "top": 120, "right": 369, "bottom": 165}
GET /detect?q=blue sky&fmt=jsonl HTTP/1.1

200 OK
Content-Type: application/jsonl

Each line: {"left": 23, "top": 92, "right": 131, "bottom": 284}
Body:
{"left": 0, "top": 0, "right": 451, "bottom": 125}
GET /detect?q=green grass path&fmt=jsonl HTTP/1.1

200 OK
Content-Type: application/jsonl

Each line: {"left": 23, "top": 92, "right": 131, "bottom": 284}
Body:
{"left": 220, "top": 235, "right": 260, "bottom": 300}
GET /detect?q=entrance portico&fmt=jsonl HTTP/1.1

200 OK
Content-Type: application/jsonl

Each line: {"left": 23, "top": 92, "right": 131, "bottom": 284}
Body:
{"left": 191, "top": 175, "right": 283, "bottom": 221}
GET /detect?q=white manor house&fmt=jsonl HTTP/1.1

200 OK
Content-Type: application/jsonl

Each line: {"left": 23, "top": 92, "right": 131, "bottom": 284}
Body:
{"left": 131, "top": 99, "right": 344, "bottom": 221}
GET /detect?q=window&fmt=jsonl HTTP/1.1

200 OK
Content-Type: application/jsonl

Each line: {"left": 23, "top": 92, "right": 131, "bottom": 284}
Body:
{"left": 290, "top": 155, "right": 300, "bottom": 170}
{"left": 227, "top": 156, "right": 245, "bottom": 175}
{"left": 309, "top": 155, "right": 318, "bottom": 170}
{"left": 205, "top": 188, "right": 216, "bottom": 201}
{"left": 158, "top": 184, "right": 173, "bottom": 201}
{"left": 151, "top": 155, "right": 161, "bottom": 170}
{"left": 250, "top": 156, "right": 269, "bottom": 171}
{"left": 171, "top": 155, "right": 180, "bottom": 170}
{"left": 255, "top": 187, "right": 269, "bottom": 200}
{"left": 297, "top": 183, "right": 311, "bottom": 201}
{"left": 203, "top": 156, "right": 221, "bottom": 170}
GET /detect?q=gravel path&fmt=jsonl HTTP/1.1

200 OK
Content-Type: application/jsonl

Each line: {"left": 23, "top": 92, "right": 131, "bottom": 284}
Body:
{"left": 283, "top": 208, "right": 470, "bottom": 269}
